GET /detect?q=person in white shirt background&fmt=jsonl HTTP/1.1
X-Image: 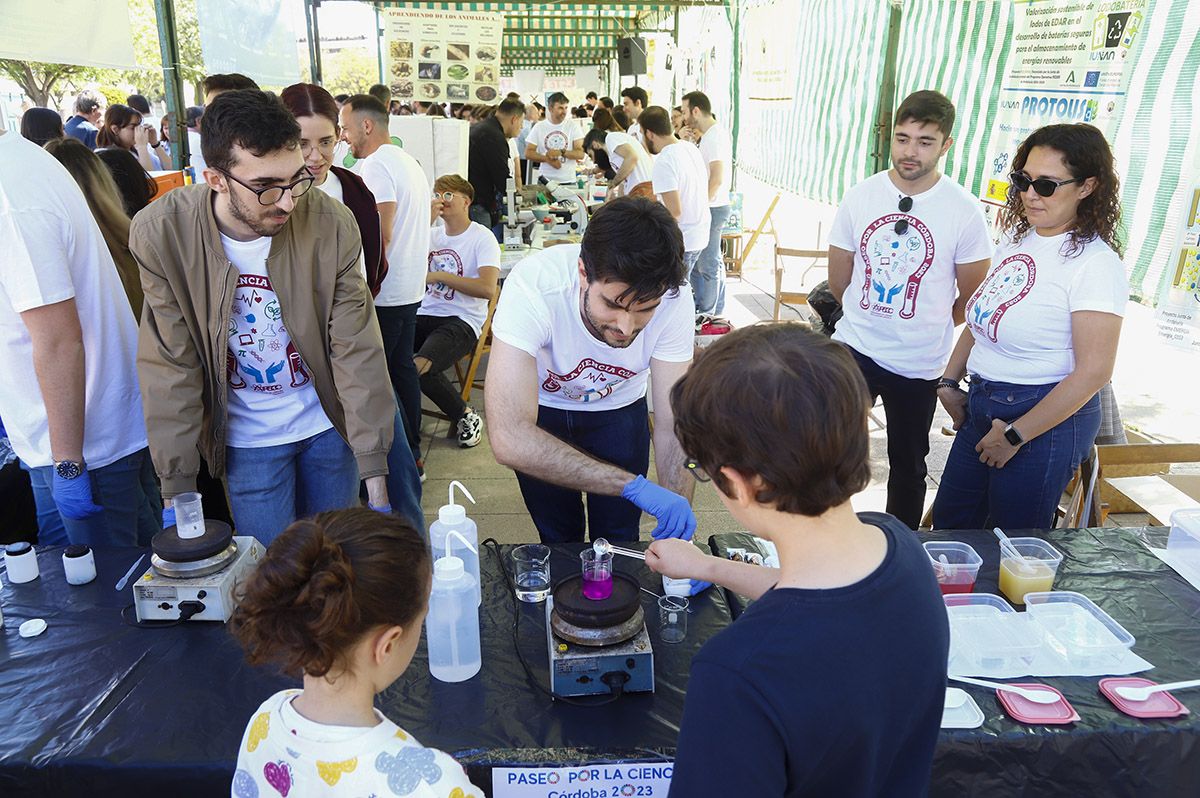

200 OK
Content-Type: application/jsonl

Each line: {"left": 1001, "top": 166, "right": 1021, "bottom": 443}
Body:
{"left": 420, "top": 175, "right": 500, "bottom": 448}
{"left": 641, "top": 106, "right": 712, "bottom": 321}
{"left": 340, "top": 94, "right": 432, "bottom": 476}
{"left": 0, "top": 127, "right": 160, "bottom": 546}
{"left": 524, "top": 92, "right": 584, "bottom": 185}
{"left": 621, "top": 86, "right": 648, "bottom": 143}
{"left": 682, "top": 90, "right": 734, "bottom": 327}
{"left": 933, "top": 123, "right": 1127, "bottom": 530}
{"left": 583, "top": 125, "right": 654, "bottom": 199}
{"left": 827, "top": 90, "right": 992, "bottom": 529}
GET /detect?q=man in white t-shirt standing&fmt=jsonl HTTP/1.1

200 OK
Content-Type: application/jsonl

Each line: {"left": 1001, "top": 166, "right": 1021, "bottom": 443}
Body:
{"left": 583, "top": 126, "right": 654, "bottom": 198}
{"left": 133, "top": 90, "right": 399, "bottom": 543}
{"left": 827, "top": 90, "right": 992, "bottom": 529}
{"left": 642, "top": 106, "right": 711, "bottom": 320}
{"left": 420, "top": 175, "right": 500, "bottom": 448}
{"left": 340, "top": 94, "right": 432, "bottom": 468}
{"left": 0, "top": 129, "right": 160, "bottom": 546}
{"left": 487, "top": 197, "right": 699, "bottom": 548}
{"left": 524, "top": 92, "right": 584, "bottom": 186}
{"left": 621, "top": 86, "right": 648, "bottom": 143}
{"left": 682, "top": 91, "right": 733, "bottom": 327}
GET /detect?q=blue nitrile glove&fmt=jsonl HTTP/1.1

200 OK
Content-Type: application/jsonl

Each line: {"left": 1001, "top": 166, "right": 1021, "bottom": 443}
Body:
{"left": 52, "top": 469, "right": 103, "bottom": 520}
{"left": 369, "top": 503, "right": 393, "bottom": 514}
{"left": 688, "top": 579, "right": 713, "bottom": 596}
{"left": 621, "top": 475, "right": 696, "bottom": 540}
{"left": 162, "top": 505, "right": 177, "bottom": 529}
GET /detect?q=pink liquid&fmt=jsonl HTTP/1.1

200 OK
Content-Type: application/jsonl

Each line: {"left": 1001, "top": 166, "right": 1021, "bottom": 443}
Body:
{"left": 939, "top": 580, "right": 975, "bottom": 595}
{"left": 582, "top": 572, "right": 613, "bottom": 601}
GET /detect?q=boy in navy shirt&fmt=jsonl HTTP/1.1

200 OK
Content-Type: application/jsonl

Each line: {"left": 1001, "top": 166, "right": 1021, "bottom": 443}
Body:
{"left": 647, "top": 324, "right": 949, "bottom": 797}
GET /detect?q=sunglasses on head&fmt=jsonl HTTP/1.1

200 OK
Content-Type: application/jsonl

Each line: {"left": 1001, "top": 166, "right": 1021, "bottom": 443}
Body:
{"left": 1009, "top": 171, "right": 1083, "bottom": 198}
{"left": 894, "top": 195, "right": 913, "bottom": 235}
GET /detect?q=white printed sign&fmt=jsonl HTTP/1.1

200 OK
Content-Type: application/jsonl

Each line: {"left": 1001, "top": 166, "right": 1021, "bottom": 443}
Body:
{"left": 493, "top": 763, "right": 673, "bottom": 798}
{"left": 383, "top": 8, "right": 503, "bottom": 106}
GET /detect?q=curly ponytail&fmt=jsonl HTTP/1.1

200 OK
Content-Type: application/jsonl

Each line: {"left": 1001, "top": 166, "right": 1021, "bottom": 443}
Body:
{"left": 230, "top": 508, "right": 430, "bottom": 678}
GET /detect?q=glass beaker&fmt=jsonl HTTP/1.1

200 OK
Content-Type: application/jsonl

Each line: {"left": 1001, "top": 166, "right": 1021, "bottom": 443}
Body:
{"left": 659, "top": 595, "right": 689, "bottom": 643}
{"left": 511, "top": 544, "right": 551, "bottom": 603}
{"left": 580, "top": 548, "right": 613, "bottom": 600}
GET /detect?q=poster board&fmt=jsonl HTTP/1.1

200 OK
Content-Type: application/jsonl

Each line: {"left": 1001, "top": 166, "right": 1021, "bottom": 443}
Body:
{"left": 1155, "top": 172, "right": 1200, "bottom": 352}
{"left": 0, "top": 0, "right": 134, "bottom": 69}
{"left": 979, "top": 0, "right": 1147, "bottom": 223}
{"left": 382, "top": 9, "right": 503, "bottom": 106}
{"left": 388, "top": 116, "right": 469, "bottom": 184}
{"left": 195, "top": 0, "right": 302, "bottom": 87}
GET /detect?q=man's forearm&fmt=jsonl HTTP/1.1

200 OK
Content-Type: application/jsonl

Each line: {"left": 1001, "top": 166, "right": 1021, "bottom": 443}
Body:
{"left": 653, "top": 427, "right": 693, "bottom": 501}
{"left": 611, "top": 161, "right": 635, "bottom": 188}
{"left": 429, "top": 271, "right": 497, "bottom": 299}
{"left": 495, "top": 420, "right": 634, "bottom": 495}
{"left": 700, "top": 557, "right": 781, "bottom": 601}
{"left": 32, "top": 335, "right": 86, "bottom": 462}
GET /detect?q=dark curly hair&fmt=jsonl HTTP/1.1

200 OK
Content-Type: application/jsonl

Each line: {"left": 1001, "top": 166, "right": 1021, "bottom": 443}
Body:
{"left": 1000, "top": 123, "right": 1123, "bottom": 258}
{"left": 229, "top": 508, "right": 430, "bottom": 679}
{"left": 200, "top": 89, "right": 301, "bottom": 174}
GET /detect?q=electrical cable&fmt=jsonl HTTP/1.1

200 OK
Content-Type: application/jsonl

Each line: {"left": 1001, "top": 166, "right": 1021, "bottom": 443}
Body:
{"left": 120, "top": 599, "right": 206, "bottom": 628}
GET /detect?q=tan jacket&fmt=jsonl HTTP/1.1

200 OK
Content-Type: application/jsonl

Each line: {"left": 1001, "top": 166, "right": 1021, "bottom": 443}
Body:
{"left": 130, "top": 184, "right": 395, "bottom": 498}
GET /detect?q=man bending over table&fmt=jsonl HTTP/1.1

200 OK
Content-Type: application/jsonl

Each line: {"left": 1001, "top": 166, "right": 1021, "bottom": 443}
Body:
{"left": 646, "top": 324, "right": 949, "bottom": 796}
{"left": 486, "top": 197, "right": 697, "bottom": 545}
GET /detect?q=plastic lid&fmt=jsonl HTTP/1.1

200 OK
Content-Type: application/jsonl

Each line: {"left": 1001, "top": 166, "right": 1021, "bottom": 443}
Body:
{"left": 64, "top": 544, "right": 91, "bottom": 559}
{"left": 5, "top": 542, "right": 32, "bottom": 556}
{"left": 434, "top": 556, "right": 465, "bottom": 581}
{"left": 438, "top": 504, "right": 467, "bottom": 525}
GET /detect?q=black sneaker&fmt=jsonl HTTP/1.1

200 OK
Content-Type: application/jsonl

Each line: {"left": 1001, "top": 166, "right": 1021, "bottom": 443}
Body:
{"left": 456, "top": 408, "right": 483, "bottom": 448}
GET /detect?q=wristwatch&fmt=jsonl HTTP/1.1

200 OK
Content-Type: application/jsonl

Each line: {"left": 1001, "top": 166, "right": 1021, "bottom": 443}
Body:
{"left": 1003, "top": 423, "right": 1025, "bottom": 447}
{"left": 54, "top": 460, "right": 85, "bottom": 480}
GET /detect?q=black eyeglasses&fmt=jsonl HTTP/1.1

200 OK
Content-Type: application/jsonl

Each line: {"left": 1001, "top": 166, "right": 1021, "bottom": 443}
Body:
{"left": 685, "top": 459, "right": 711, "bottom": 483}
{"left": 895, "top": 195, "right": 913, "bottom": 235}
{"left": 1009, "top": 171, "right": 1082, "bottom": 198}
{"left": 217, "top": 168, "right": 315, "bottom": 206}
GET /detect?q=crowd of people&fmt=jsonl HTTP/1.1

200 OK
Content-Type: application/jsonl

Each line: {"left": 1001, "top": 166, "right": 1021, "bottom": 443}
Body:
{"left": 0, "top": 72, "right": 1129, "bottom": 795}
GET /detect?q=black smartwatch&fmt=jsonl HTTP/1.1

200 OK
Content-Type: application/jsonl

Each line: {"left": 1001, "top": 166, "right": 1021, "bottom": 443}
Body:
{"left": 54, "top": 460, "right": 85, "bottom": 480}
{"left": 1003, "top": 423, "right": 1025, "bottom": 447}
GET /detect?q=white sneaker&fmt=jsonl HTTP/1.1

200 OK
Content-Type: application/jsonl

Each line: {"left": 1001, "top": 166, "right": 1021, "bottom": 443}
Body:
{"left": 457, "top": 408, "right": 482, "bottom": 448}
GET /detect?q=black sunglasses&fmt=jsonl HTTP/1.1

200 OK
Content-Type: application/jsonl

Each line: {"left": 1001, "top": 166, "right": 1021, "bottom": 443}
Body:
{"left": 895, "top": 195, "right": 913, "bottom": 235}
{"left": 685, "top": 459, "right": 711, "bottom": 483}
{"left": 218, "top": 168, "right": 315, "bottom": 206}
{"left": 1009, "top": 171, "right": 1083, "bottom": 198}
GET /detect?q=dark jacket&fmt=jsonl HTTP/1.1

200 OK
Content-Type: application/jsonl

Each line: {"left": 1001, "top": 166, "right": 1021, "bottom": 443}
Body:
{"left": 468, "top": 116, "right": 511, "bottom": 216}
{"left": 329, "top": 165, "right": 389, "bottom": 298}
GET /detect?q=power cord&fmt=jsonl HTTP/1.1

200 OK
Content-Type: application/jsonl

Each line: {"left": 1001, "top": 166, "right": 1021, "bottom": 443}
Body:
{"left": 482, "top": 538, "right": 628, "bottom": 707}
{"left": 120, "top": 599, "right": 206, "bottom": 628}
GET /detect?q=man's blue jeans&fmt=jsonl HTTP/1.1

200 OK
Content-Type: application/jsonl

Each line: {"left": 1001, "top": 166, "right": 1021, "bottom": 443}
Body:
{"left": 514, "top": 398, "right": 650, "bottom": 543}
{"left": 383, "top": 408, "right": 425, "bottom": 537}
{"left": 933, "top": 377, "right": 1101, "bottom": 530}
{"left": 690, "top": 204, "right": 732, "bottom": 317}
{"left": 27, "top": 447, "right": 161, "bottom": 547}
{"left": 225, "top": 427, "right": 360, "bottom": 545}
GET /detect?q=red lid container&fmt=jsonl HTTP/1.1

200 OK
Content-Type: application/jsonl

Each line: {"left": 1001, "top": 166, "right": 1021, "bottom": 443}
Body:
{"left": 996, "top": 683, "right": 1079, "bottom": 724}
{"left": 1099, "top": 677, "right": 1190, "bottom": 719}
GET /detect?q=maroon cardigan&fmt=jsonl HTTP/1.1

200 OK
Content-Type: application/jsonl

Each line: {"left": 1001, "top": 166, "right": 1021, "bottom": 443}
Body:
{"left": 330, "top": 165, "right": 389, "bottom": 297}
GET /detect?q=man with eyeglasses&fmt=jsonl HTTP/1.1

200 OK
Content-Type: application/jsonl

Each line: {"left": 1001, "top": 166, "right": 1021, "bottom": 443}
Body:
{"left": 826, "top": 90, "right": 992, "bottom": 529}
{"left": 339, "top": 94, "right": 432, "bottom": 472}
{"left": 131, "top": 89, "right": 398, "bottom": 543}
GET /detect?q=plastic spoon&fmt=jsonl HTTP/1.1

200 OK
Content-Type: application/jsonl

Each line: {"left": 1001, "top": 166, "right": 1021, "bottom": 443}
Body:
{"left": 592, "top": 537, "right": 646, "bottom": 561}
{"left": 938, "top": 554, "right": 955, "bottom": 581}
{"left": 993, "top": 527, "right": 1033, "bottom": 574}
{"left": 949, "top": 675, "right": 1061, "bottom": 704}
{"left": 1114, "top": 679, "right": 1200, "bottom": 703}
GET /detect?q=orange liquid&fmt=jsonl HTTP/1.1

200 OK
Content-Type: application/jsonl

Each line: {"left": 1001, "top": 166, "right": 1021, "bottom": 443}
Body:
{"left": 998, "top": 559, "right": 1056, "bottom": 605}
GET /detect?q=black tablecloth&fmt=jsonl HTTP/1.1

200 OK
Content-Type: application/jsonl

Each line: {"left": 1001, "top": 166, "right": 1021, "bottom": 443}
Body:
{"left": 710, "top": 526, "right": 1200, "bottom": 798}
{"left": 0, "top": 541, "right": 731, "bottom": 796}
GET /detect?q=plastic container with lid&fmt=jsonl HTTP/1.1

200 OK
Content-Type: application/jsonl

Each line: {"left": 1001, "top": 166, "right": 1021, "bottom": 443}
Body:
{"left": 998, "top": 537, "right": 1064, "bottom": 605}
{"left": 4, "top": 542, "right": 40, "bottom": 584}
{"left": 1167, "top": 508, "right": 1200, "bottom": 565}
{"left": 996, "top": 683, "right": 1079, "bottom": 725}
{"left": 945, "top": 593, "right": 1042, "bottom": 673}
{"left": 429, "top": 480, "right": 480, "bottom": 606}
{"left": 1099, "top": 677, "right": 1190, "bottom": 719}
{"left": 1024, "top": 590, "right": 1135, "bottom": 668}
{"left": 426, "top": 529, "right": 481, "bottom": 683}
{"left": 924, "top": 542, "right": 983, "bottom": 594}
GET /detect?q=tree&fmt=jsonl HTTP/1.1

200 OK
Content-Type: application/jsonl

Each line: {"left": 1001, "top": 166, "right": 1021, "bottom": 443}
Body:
{"left": 0, "top": 60, "right": 95, "bottom": 108}
{"left": 322, "top": 48, "right": 378, "bottom": 98}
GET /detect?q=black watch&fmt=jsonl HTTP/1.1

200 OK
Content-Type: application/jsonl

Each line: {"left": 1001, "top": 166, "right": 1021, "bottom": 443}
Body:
{"left": 54, "top": 460, "right": 85, "bottom": 480}
{"left": 1003, "top": 423, "right": 1025, "bottom": 447}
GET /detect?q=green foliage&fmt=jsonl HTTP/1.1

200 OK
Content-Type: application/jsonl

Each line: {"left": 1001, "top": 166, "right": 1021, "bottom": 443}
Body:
{"left": 97, "top": 85, "right": 127, "bottom": 107}
{"left": 322, "top": 48, "right": 378, "bottom": 98}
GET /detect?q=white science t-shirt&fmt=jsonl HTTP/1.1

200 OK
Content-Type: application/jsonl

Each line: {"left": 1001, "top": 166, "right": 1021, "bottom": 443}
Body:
{"left": 359, "top": 144, "right": 432, "bottom": 306}
{"left": 529, "top": 118, "right": 582, "bottom": 182}
{"left": 652, "top": 141, "right": 712, "bottom": 253}
{"left": 421, "top": 222, "right": 501, "bottom": 336}
{"left": 0, "top": 131, "right": 147, "bottom": 469}
{"left": 966, "top": 232, "right": 1128, "bottom": 384}
{"left": 222, "top": 234, "right": 333, "bottom": 448}
{"left": 830, "top": 171, "right": 993, "bottom": 379}
{"left": 492, "top": 244, "right": 694, "bottom": 411}
{"left": 697, "top": 122, "right": 732, "bottom": 207}
{"left": 606, "top": 130, "right": 653, "bottom": 192}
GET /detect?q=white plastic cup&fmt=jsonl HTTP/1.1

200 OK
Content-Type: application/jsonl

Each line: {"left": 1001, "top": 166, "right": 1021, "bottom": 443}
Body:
{"left": 4, "top": 542, "right": 40, "bottom": 584}
{"left": 174, "top": 492, "right": 205, "bottom": 539}
{"left": 62, "top": 545, "right": 97, "bottom": 585}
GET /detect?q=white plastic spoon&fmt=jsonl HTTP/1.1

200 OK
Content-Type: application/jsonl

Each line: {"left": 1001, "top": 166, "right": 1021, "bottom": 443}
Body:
{"left": 1114, "top": 679, "right": 1200, "bottom": 703}
{"left": 993, "top": 527, "right": 1034, "bottom": 575}
{"left": 949, "top": 675, "right": 1061, "bottom": 704}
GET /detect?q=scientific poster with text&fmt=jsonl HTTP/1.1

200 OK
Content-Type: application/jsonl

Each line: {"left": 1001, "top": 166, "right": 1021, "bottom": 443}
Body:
{"left": 979, "top": 0, "right": 1147, "bottom": 219}
{"left": 1155, "top": 176, "right": 1200, "bottom": 352}
{"left": 383, "top": 9, "right": 503, "bottom": 106}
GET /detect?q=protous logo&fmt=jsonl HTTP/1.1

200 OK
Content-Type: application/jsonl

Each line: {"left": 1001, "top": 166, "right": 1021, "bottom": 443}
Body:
{"left": 1019, "top": 95, "right": 1099, "bottom": 123}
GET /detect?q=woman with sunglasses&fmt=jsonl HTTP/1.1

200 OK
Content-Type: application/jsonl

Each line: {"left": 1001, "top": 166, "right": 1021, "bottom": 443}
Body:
{"left": 932, "top": 123, "right": 1127, "bottom": 530}
{"left": 96, "top": 104, "right": 167, "bottom": 172}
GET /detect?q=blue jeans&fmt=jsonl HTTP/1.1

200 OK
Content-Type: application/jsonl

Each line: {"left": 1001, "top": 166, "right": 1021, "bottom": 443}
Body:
{"left": 383, "top": 408, "right": 425, "bottom": 537}
{"left": 692, "top": 204, "right": 731, "bottom": 316}
{"left": 514, "top": 398, "right": 650, "bottom": 543}
{"left": 27, "top": 447, "right": 161, "bottom": 547}
{"left": 932, "top": 377, "right": 1101, "bottom": 530}
{"left": 225, "top": 427, "right": 360, "bottom": 545}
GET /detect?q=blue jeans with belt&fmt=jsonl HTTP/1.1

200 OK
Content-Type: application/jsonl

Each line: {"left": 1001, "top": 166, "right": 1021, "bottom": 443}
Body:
{"left": 932, "top": 376, "right": 1101, "bottom": 530}
{"left": 692, "top": 204, "right": 732, "bottom": 316}
{"left": 514, "top": 397, "right": 650, "bottom": 543}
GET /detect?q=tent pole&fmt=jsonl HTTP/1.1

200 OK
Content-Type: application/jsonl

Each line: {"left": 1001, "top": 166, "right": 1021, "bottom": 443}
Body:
{"left": 376, "top": 6, "right": 385, "bottom": 85}
{"left": 729, "top": 0, "right": 740, "bottom": 192}
{"left": 154, "top": 0, "right": 188, "bottom": 171}
{"left": 304, "top": 0, "right": 324, "bottom": 84}
{"left": 873, "top": 0, "right": 903, "bottom": 175}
